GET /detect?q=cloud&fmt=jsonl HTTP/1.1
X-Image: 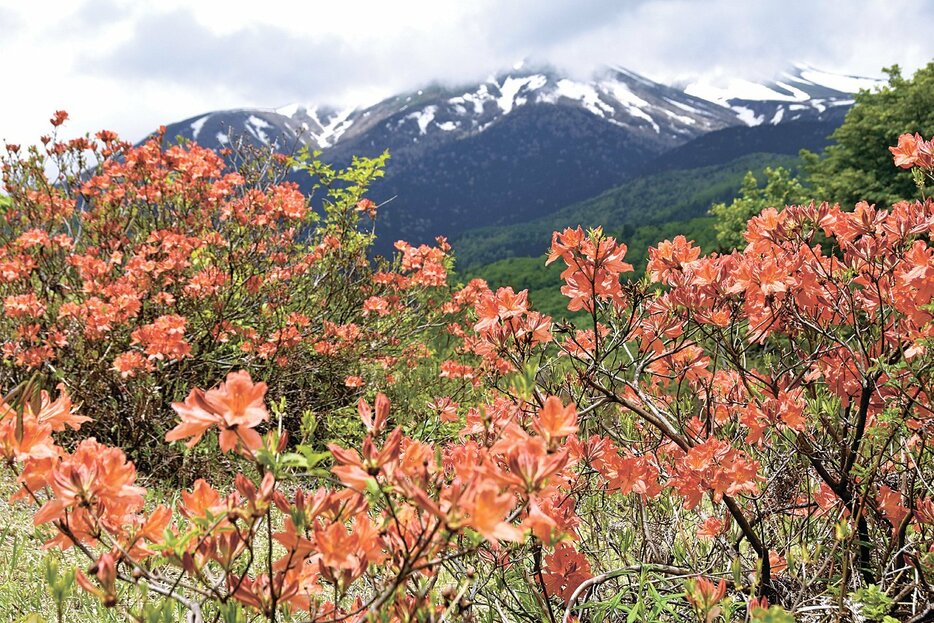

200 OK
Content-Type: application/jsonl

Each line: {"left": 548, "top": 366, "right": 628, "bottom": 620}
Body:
{"left": 91, "top": 0, "right": 934, "bottom": 104}
{"left": 0, "top": 7, "right": 20, "bottom": 31}
{"left": 90, "top": 11, "right": 359, "bottom": 103}
{"left": 0, "top": 0, "right": 931, "bottom": 147}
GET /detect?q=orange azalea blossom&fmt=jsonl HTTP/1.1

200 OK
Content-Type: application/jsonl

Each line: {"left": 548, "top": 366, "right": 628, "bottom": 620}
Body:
{"left": 1, "top": 383, "right": 89, "bottom": 433}
{"left": 358, "top": 393, "right": 390, "bottom": 435}
{"left": 228, "top": 572, "right": 299, "bottom": 617}
{"left": 463, "top": 482, "right": 524, "bottom": 545}
{"left": 165, "top": 370, "right": 269, "bottom": 453}
{"left": 0, "top": 384, "right": 87, "bottom": 463}
{"left": 548, "top": 227, "right": 633, "bottom": 312}
{"left": 0, "top": 416, "right": 56, "bottom": 462}
{"left": 591, "top": 439, "right": 663, "bottom": 498}
{"left": 179, "top": 478, "right": 228, "bottom": 521}
{"left": 111, "top": 351, "right": 154, "bottom": 378}
{"left": 76, "top": 551, "right": 118, "bottom": 607}
{"left": 533, "top": 396, "right": 579, "bottom": 447}
{"left": 33, "top": 438, "right": 147, "bottom": 549}
{"left": 890, "top": 132, "right": 933, "bottom": 169}
{"left": 497, "top": 435, "right": 570, "bottom": 493}
{"left": 130, "top": 314, "right": 191, "bottom": 361}
{"left": 685, "top": 577, "right": 727, "bottom": 617}
{"left": 328, "top": 428, "right": 402, "bottom": 491}
{"left": 542, "top": 542, "right": 592, "bottom": 603}
{"left": 314, "top": 516, "right": 386, "bottom": 589}
{"left": 669, "top": 438, "right": 761, "bottom": 509}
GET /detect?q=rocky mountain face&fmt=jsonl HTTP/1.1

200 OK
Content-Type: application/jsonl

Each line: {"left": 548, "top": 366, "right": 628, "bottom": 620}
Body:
{"left": 157, "top": 64, "right": 878, "bottom": 254}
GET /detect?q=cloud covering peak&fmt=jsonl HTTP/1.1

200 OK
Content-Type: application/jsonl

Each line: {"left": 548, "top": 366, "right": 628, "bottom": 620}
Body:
{"left": 1, "top": 0, "right": 931, "bottom": 146}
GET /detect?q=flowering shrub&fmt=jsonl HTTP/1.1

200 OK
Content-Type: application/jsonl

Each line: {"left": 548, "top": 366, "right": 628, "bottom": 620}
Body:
{"left": 0, "top": 114, "right": 462, "bottom": 474}
{"left": 2, "top": 125, "right": 934, "bottom": 621}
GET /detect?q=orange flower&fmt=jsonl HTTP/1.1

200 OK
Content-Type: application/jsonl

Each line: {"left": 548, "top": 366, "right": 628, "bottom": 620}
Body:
{"left": 465, "top": 483, "right": 523, "bottom": 545}
{"left": 314, "top": 516, "right": 385, "bottom": 589}
{"left": 890, "top": 132, "right": 922, "bottom": 169}
{"left": 76, "top": 551, "right": 117, "bottom": 607}
{"left": 542, "top": 543, "right": 592, "bottom": 603}
{"left": 32, "top": 384, "right": 90, "bottom": 432}
{"left": 0, "top": 414, "right": 56, "bottom": 461}
{"left": 499, "top": 436, "right": 569, "bottom": 493}
{"left": 697, "top": 516, "right": 727, "bottom": 540}
{"left": 358, "top": 393, "right": 390, "bottom": 435}
{"left": 685, "top": 577, "right": 727, "bottom": 620}
{"left": 130, "top": 314, "right": 191, "bottom": 361}
{"left": 328, "top": 428, "right": 402, "bottom": 491}
{"left": 533, "top": 396, "right": 578, "bottom": 447}
{"left": 180, "top": 478, "right": 226, "bottom": 521}
{"left": 33, "top": 439, "right": 146, "bottom": 547}
{"left": 0, "top": 384, "right": 86, "bottom": 461}
{"left": 112, "top": 351, "right": 154, "bottom": 378}
{"left": 165, "top": 371, "right": 269, "bottom": 453}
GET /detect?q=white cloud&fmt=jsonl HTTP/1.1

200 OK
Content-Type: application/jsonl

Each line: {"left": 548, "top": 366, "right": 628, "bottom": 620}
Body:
{"left": 0, "top": 0, "right": 930, "bottom": 147}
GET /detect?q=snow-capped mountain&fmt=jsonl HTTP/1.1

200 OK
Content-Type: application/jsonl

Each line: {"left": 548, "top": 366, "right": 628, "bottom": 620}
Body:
{"left": 162, "top": 63, "right": 876, "bottom": 156}
{"left": 156, "top": 63, "right": 879, "bottom": 255}
{"left": 164, "top": 65, "right": 744, "bottom": 156}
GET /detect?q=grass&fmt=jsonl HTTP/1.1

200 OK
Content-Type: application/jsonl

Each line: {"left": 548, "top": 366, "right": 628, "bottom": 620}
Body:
{"left": 0, "top": 480, "right": 123, "bottom": 622}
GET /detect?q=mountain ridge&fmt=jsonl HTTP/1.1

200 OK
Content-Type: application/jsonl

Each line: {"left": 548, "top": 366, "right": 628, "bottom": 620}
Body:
{"left": 154, "top": 63, "right": 877, "bottom": 254}
{"left": 161, "top": 63, "right": 878, "bottom": 154}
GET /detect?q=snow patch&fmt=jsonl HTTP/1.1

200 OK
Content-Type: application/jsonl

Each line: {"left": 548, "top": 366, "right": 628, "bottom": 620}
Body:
{"left": 450, "top": 84, "right": 492, "bottom": 115}
{"left": 216, "top": 132, "right": 229, "bottom": 145}
{"left": 248, "top": 115, "right": 271, "bottom": 129}
{"left": 686, "top": 79, "right": 799, "bottom": 105}
{"left": 312, "top": 108, "right": 356, "bottom": 148}
{"left": 773, "top": 81, "right": 810, "bottom": 101}
{"left": 190, "top": 115, "right": 210, "bottom": 140}
{"left": 665, "top": 99, "right": 701, "bottom": 114}
{"left": 797, "top": 67, "right": 881, "bottom": 94}
{"left": 600, "top": 80, "right": 659, "bottom": 132}
{"left": 246, "top": 115, "right": 271, "bottom": 145}
{"left": 732, "top": 106, "right": 764, "bottom": 126}
{"left": 600, "top": 80, "right": 650, "bottom": 109}
{"left": 770, "top": 108, "right": 785, "bottom": 125}
{"left": 406, "top": 106, "right": 437, "bottom": 135}
{"left": 662, "top": 109, "right": 696, "bottom": 125}
{"left": 495, "top": 75, "right": 547, "bottom": 114}
{"left": 276, "top": 103, "right": 300, "bottom": 118}
{"left": 554, "top": 79, "right": 614, "bottom": 117}
{"left": 436, "top": 121, "right": 457, "bottom": 131}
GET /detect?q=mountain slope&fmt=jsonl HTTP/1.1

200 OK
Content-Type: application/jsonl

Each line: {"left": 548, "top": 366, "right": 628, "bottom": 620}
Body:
{"left": 451, "top": 152, "right": 800, "bottom": 269}
{"left": 367, "top": 104, "right": 658, "bottom": 248}
{"left": 638, "top": 119, "right": 838, "bottom": 175}
{"left": 155, "top": 64, "right": 875, "bottom": 253}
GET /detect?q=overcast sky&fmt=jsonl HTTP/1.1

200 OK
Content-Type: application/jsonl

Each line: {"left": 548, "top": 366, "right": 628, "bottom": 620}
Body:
{"left": 1, "top": 0, "right": 931, "bottom": 147}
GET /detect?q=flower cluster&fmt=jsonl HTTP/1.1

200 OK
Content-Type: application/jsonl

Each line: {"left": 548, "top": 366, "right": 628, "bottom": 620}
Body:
{"left": 0, "top": 118, "right": 463, "bottom": 473}
{"left": 3, "top": 123, "right": 934, "bottom": 622}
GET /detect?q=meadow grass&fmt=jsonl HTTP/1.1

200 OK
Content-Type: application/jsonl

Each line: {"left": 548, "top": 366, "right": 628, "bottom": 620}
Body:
{"left": 0, "top": 478, "right": 129, "bottom": 623}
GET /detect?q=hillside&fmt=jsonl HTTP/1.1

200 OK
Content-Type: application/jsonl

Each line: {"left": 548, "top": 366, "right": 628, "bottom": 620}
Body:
{"left": 455, "top": 151, "right": 799, "bottom": 319}
{"left": 452, "top": 152, "right": 799, "bottom": 270}
{"left": 637, "top": 119, "right": 838, "bottom": 174}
